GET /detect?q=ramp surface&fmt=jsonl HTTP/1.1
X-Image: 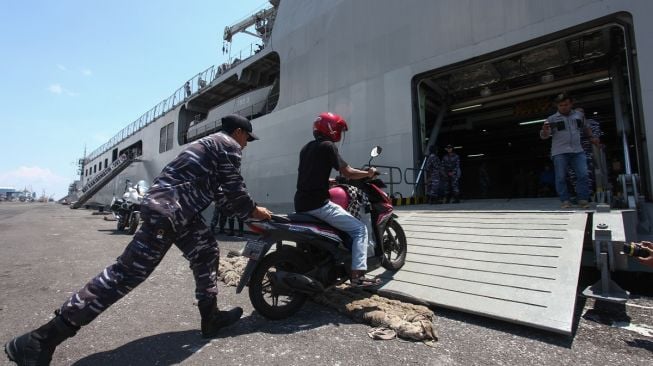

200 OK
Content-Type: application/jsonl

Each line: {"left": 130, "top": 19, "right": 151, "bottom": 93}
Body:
{"left": 372, "top": 199, "right": 589, "bottom": 335}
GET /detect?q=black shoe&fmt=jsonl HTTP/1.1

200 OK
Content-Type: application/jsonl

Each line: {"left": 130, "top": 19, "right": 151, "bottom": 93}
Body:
{"left": 5, "top": 316, "right": 77, "bottom": 366}
{"left": 227, "top": 231, "right": 235, "bottom": 237}
{"left": 198, "top": 299, "right": 242, "bottom": 338}
{"left": 218, "top": 229, "right": 225, "bottom": 234}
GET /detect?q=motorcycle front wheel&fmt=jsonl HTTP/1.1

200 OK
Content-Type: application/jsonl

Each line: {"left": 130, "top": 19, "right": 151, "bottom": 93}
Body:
{"left": 116, "top": 217, "right": 126, "bottom": 231}
{"left": 127, "top": 212, "right": 140, "bottom": 234}
{"left": 381, "top": 220, "right": 407, "bottom": 270}
{"left": 248, "top": 247, "right": 310, "bottom": 320}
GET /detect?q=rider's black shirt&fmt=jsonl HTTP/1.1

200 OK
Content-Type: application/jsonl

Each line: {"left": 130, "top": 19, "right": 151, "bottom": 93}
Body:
{"left": 294, "top": 139, "right": 348, "bottom": 212}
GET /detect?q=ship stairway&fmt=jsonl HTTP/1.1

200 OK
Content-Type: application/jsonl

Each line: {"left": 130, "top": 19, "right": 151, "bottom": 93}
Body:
{"left": 371, "top": 198, "right": 589, "bottom": 335}
{"left": 71, "top": 155, "right": 137, "bottom": 209}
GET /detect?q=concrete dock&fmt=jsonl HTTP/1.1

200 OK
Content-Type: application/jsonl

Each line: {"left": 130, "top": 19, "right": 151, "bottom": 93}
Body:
{"left": 1, "top": 202, "right": 652, "bottom": 365}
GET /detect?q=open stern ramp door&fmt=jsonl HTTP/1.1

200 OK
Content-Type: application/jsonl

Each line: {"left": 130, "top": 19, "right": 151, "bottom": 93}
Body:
{"left": 374, "top": 205, "right": 588, "bottom": 335}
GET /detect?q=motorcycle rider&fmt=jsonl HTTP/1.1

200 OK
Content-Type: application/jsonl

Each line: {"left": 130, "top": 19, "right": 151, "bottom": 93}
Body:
{"left": 294, "top": 112, "right": 380, "bottom": 287}
{"left": 4, "top": 114, "right": 272, "bottom": 366}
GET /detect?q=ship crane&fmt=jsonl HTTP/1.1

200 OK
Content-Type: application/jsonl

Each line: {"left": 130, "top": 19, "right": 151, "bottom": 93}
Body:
{"left": 223, "top": 0, "right": 279, "bottom": 44}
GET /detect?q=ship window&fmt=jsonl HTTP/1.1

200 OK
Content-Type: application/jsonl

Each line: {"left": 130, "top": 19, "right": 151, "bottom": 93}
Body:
{"left": 94, "top": 165, "right": 97, "bottom": 173}
{"left": 105, "top": 158, "right": 108, "bottom": 169}
{"left": 159, "top": 122, "right": 175, "bottom": 153}
{"left": 99, "top": 162, "right": 102, "bottom": 170}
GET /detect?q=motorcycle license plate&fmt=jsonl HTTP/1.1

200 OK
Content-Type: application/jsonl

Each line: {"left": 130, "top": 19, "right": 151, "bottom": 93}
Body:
{"left": 242, "top": 239, "right": 267, "bottom": 260}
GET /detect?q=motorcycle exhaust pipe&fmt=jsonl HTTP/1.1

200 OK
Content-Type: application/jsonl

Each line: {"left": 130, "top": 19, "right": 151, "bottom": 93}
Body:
{"left": 270, "top": 270, "right": 325, "bottom": 295}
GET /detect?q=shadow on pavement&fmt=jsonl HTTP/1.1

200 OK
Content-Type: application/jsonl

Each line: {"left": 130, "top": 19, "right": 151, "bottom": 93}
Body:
{"left": 72, "top": 304, "right": 350, "bottom": 366}
{"left": 71, "top": 330, "right": 208, "bottom": 366}
{"left": 242, "top": 301, "right": 355, "bottom": 335}
{"left": 624, "top": 338, "right": 653, "bottom": 352}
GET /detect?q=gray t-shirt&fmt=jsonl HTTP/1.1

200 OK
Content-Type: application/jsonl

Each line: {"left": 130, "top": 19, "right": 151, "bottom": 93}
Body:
{"left": 541, "top": 110, "right": 589, "bottom": 156}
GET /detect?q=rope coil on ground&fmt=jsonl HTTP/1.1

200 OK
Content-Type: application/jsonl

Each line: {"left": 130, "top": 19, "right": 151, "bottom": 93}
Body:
{"left": 218, "top": 255, "right": 438, "bottom": 345}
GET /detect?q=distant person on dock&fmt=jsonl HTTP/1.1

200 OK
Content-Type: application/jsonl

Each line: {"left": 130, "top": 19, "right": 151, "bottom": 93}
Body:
{"left": 4, "top": 114, "right": 272, "bottom": 365}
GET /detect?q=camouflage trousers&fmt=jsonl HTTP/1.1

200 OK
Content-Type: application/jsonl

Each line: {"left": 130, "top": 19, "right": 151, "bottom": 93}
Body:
{"left": 443, "top": 173, "right": 460, "bottom": 197}
{"left": 427, "top": 174, "right": 441, "bottom": 198}
{"left": 58, "top": 213, "right": 219, "bottom": 327}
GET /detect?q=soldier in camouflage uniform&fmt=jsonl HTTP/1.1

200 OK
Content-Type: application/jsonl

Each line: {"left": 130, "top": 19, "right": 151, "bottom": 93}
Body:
{"left": 442, "top": 144, "right": 461, "bottom": 203}
{"left": 424, "top": 144, "right": 441, "bottom": 204}
{"left": 5, "top": 114, "right": 272, "bottom": 366}
{"left": 567, "top": 108, "right": 602, "bottom": 199}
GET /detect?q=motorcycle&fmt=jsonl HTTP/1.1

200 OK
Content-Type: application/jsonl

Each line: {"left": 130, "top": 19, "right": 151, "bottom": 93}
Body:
{"left": 236, "top": 146, "right": 407, "bottom": 320}
{"left": 110, "top": 179, "right": 148, "bottom": 234}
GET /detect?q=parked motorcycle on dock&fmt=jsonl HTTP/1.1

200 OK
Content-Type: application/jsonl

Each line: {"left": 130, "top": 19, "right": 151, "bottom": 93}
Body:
{"left": 110, "top": 179, "right": 148, "bottom": 234}
{"left": 236, "top": 146, "right": 407, "bottom": 320}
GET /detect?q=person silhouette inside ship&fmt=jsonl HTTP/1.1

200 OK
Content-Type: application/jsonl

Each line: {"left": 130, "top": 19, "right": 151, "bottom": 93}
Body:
{"left": 4, "top": 114, "right": 272, "bottom": 365}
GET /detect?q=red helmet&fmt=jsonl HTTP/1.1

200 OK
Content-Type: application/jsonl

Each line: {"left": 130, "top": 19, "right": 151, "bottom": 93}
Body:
{"left": 313, "top": 112, "right": 348, "bottom": 142}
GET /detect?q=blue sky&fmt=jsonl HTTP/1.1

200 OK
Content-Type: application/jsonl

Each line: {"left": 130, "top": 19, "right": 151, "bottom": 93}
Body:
{"left": 0, "top": 0, "right": 266, "bottom": 199}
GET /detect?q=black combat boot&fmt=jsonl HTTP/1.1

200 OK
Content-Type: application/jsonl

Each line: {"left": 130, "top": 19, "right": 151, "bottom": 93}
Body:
{"left": 5, "top": 315, "right": 78, "bottom": 366}
{"left": 198, "top": 298, "right": 243, "bottom": 338}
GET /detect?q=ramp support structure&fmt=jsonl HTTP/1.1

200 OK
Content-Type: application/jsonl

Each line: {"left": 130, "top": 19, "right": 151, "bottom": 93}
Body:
{"left": 582, "top": 207, "right": 629, "bottom": 303}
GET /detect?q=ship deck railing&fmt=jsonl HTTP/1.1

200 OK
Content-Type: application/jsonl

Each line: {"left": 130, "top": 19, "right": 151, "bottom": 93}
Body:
{"left": 84, "top": 41, "right": 265, "bottom": 163}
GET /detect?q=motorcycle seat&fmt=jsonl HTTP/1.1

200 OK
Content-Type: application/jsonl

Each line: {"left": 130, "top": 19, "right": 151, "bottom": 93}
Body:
{"left": 287, "top": 213, "right": 353, "bottom": 250}
{"left": 287, "top": 213, "right": 325, "bottom": 224}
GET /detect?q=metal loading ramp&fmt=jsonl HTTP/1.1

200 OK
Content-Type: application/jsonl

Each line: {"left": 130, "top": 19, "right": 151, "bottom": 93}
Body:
{"left": 372, "top": 206, "right": 589, "bottom": 335}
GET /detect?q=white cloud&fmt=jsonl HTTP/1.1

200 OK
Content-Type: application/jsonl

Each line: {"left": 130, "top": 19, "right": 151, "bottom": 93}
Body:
{"left": 81, "top": 68, "right": 92, "bottom": 76}
{"left": 49, "top": 84, "right": 63, "bottom": 94}
{"left": 57, "top": 64, "right": 67, "bottom": 71}
{"left": 0, "top": 166, "right": 70, "bottom": 199}
{"left": 48, "top": 83, "right": 78, "bottom": 96}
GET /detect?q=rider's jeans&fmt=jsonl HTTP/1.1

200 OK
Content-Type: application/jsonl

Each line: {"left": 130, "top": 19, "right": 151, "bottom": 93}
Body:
{"left": 305, "top": 201, "right": 368, "bottom": 271}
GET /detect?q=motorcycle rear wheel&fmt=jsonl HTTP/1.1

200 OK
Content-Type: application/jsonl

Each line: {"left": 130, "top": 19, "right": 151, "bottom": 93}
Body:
{"left": 381, "top": 220, "right": 407, "bottom": 270}
{"left": 248, "top": 247, "right": 310, "bottom": 320}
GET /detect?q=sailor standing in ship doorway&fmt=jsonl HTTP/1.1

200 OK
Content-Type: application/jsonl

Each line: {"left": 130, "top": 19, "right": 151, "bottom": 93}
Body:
{"left": 4, "top": 114, "right": 272, "bottom": 365}
{"left": 442, "top": 144, "right": 461, "bottom": 203}
{"left": 424, "top": 144, "right": 442, "bottom": 204}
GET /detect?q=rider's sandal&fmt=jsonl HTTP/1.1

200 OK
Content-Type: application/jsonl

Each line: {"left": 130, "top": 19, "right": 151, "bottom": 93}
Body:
{"left": 350, "top": 275, "right": 382, "bottom": 288}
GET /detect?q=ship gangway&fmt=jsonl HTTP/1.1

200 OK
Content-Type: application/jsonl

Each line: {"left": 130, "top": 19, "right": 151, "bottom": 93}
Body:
{"left": 71, "top": 155, "right": 137, "bottom": 209}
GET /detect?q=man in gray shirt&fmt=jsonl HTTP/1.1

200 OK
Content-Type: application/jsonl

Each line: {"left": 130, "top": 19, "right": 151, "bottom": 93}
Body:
{"left": 540, "top": 93, "right": 598, "bottom": 208}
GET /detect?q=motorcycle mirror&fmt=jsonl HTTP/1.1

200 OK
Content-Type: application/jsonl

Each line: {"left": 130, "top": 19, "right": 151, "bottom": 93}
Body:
{"left": 368, "top": 146, "right": 382, "bottom": 167}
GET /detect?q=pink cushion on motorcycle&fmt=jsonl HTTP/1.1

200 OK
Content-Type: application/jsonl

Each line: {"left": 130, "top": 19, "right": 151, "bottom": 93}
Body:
{"left": 329, "top": 186, "right": 349, "bottom": 209}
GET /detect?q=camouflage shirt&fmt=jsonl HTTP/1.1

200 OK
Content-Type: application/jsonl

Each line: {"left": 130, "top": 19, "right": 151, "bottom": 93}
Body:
{"left": 442, "top": 153, "right": 460, "bottom": 175}
{"left": 142, "top": 132, "right": 256, "bottom": 228}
